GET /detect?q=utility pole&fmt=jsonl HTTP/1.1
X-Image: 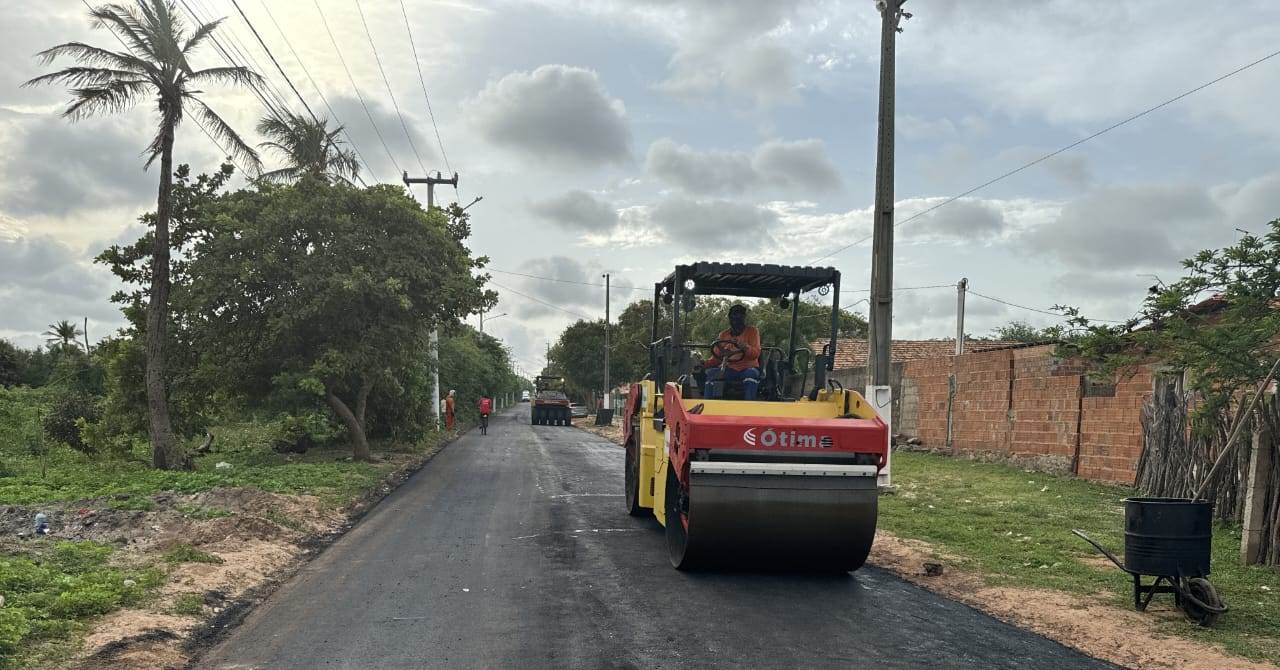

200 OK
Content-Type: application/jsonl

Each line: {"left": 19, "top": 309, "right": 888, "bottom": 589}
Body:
{"left": 866, "top": 0, "right": 909, "bottom": 386}
{"left": 403, "top": 170, "right": 459, "bottom": 430}
{"left": 955, "top": 278, "right": 968, "bottom": 355}
{"left": 866, "top": 0, "right": 909, "bottom": 489}
{"left": 602, "top": 273, "right": 611, "bottom": 410}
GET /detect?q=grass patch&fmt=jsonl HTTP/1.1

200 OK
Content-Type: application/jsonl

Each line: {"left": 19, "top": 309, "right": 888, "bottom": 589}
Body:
{"left": 177, "top": 504, "right": 231, "bottom": 520}
{"left": 880, "top": 451, "right": 1280, "bottom": 664}
{"left": 171, "top": 593, "right": 205, "bottom": 616}
{"left": 162, "top": 543, "right": 223, "bottom": 565}
{"left": 106, "top": 495, "right": 154, "bottom": 511}
{"left": 262, "top": 510, "right": 305, "bottom": 532}
{"left": 0, "top": 540, "right": 162, "bottom": 668}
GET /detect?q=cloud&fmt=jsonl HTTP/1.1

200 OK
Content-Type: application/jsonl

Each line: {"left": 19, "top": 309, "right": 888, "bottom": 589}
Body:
{"left": 528, "top": 190, "right": 618, "bottom": 232}
{"left": 0, "top": 235, "right": 124, "bottom": 342}
{"left": 508, "top": 255, "right": 603, "bottom": 319}
{"left": 648, "top": 196, "right": 777, "bottom": 250}
{"left": 639, "top": 0, "right": 802, "bottom": 105}
{"left": 326, "top": 95, "right": 435, "bottom": 181}
{"left": 1021, "top": 183, "right": 1225, "bottom": 270}
{"left": 903, "top": 198, "right": 1007, "bottom": 242}
{"left": 0, "top": 109, "right": 156, "bottom": 218}
{"left": 466, "top": 65, "right": 631, "bottom": 168}
{"left": 645, "top": 138, "right": 841, "bottom": 195}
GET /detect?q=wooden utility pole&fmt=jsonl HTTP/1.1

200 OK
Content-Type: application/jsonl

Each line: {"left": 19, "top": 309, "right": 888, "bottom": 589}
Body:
{"left": 403, "top": 170, "right": 459, "bottom": 430}
{"left": 603, "top": 273, "right": 611, "bottom": 410}
{"left": 1242, "top": 418, "right": 1273, "bottom": 564}
{"left": 866, "top": 0, "right": 909, "bottom": 386}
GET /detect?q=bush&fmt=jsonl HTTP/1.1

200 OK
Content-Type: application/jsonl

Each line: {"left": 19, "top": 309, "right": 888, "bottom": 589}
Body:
{"left": 41, "top": 393, "right": 100, "bottom": 454}
{"left": 0, "top": 609, "right": 31, "bottom": 653}
{"left": 269, "top": 412, "right": 337, "bottom": 454}
{"left": 162, "top": 543, "right": 223, "bottom": 565}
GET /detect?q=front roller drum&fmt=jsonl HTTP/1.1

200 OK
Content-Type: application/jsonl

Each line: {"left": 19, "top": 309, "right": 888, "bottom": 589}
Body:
{"left": 666, "top": 462, "right": 878, "bottom": 572}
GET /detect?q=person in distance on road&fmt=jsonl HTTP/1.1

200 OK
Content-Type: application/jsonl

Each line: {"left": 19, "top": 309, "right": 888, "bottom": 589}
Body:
{"left": 703, "top": 303, "right": 761, "bottom": 400}
{"left": 478, "top": 393, "right": 492, "bottom": 435}
{"left": 445, "top": 389, "right": 457, "bottom": 431}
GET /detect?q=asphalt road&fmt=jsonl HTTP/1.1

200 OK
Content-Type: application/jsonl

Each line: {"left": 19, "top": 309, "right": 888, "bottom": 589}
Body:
{"left": 199, "top": 407, "right": 1118, "bottom": 670}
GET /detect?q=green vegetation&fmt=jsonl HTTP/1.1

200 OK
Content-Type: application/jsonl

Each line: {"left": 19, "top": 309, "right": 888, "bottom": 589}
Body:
{"left": 0, "top": 541, "right": 163, "bottom": 661}
{"left": 162, "top": 544, "right": 223, "bottom": 565}
{"left": 171, "top": 593, "right": 206, "bottom": 617}
{"left": 881, "top": 451, "right": 1280, "bottom": 664}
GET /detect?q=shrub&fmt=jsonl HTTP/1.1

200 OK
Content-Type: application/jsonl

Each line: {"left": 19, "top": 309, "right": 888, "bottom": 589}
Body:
{"left": 41, "top": 393, "right": 100, "bottom": 454}
{"left": 0, "top": 608, "right": 31, "bottom": 653}
{"left": 162, "top": 543, "right": 223, "bottom": 565}
{"left": 172, "top": 592, "right": 205, "bottom": 616}
{"left": 49, "top": 581, "right": 121, "bottom": 618}
{"left": 51, "top": 541, "right": 112, "bottom": 573}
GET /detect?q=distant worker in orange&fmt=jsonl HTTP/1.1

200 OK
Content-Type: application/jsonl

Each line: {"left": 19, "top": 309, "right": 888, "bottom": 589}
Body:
{"left": 445, "top": 389, "right": 457, "bottom": 431}
{"left": 704, "top": 303, "right": 761, "bottom": 400}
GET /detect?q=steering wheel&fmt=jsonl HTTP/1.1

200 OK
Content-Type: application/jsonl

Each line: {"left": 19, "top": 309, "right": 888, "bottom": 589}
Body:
{"left": 711, "top": 338, "right": 747, "bottom": 364}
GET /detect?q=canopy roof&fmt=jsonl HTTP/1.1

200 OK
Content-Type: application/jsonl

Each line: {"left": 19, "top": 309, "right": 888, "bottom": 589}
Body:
{"left": 660, "top": 262, "right": 839, "bottom": 299}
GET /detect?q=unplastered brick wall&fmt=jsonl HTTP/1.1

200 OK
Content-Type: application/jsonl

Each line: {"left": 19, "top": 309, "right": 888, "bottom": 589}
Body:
{"left": 891, "top": 345, "right": 1150, "bottom": 485}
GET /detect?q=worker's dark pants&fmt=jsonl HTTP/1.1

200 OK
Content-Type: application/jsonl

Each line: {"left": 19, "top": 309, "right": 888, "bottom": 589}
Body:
{"left": 705, "top": 367, "right": 760, "bottom": 400}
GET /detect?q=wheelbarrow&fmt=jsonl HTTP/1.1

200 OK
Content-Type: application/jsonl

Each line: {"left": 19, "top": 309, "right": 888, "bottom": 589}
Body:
{"left": 1073, "top": 497, "right": 1227, "bottom": 627}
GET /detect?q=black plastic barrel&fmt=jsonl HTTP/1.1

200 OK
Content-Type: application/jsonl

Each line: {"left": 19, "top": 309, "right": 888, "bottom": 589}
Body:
{"left": 1123, "top": 497, "right": 1212, "bottom": 577}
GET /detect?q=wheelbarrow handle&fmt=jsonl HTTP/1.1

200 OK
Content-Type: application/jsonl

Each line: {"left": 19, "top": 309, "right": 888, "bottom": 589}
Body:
{"left": 1071, "top": 529, "right": 1131, "bottom": 574}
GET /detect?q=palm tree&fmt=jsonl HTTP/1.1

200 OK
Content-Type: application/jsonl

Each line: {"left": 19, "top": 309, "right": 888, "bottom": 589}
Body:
{"left": 257, "top": 112, "right": 361, "bottom": 184}
{"left": 43, "top": 320, "right": 85, "bottom": 351}
{"left": 25, "top": 0, "right": 261, "bottom": 470}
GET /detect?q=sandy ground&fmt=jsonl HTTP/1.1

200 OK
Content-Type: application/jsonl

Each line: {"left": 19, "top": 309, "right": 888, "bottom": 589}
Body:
{"left": 39, "top": 442, "right": 454, "bottom": 670}
{"left": 580, "top": 424, "right": 1277, "bottom": 670}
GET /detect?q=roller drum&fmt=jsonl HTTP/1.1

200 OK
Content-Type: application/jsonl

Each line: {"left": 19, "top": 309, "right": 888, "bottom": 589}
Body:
{"left": 668, "top": 462, "right": 878, "bottom": 572}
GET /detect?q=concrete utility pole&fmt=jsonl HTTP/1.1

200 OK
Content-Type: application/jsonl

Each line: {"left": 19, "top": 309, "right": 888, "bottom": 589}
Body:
{"left": 602, "top": 273, "right": 611, "bottom": 410}
{"left": 866, "top": 0, "right": 909, "bottom": 386}
{"left": 403, "top": 170, "right": 459, "bottom": 430}
{"left": 866, "top": 0, "right": 909, "bottom": 489}
{"left": 955, "top": 278, "right": 968, "bottom": 355}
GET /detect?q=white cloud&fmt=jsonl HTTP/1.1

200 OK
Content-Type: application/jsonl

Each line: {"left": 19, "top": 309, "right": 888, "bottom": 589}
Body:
{"left": 645, "top": 138, "right": 841, "bottom": 195}
{"left": 528, "top": 190, "right": 618, "bottom": 232}
{"left": 466, "top": 65, "right": 631, "bottom": 168}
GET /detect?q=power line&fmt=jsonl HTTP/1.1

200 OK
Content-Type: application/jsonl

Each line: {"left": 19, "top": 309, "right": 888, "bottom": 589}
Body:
{"left": 225, "top": 0, "right": 369, "bottom": 187}
{"left": 813, "top": 45, "right": 1280, "bottom": 263}
{"left": 842, "top": 283, "right": 953, "bottom": 294}
{"left": 488, "top": 268, "right": 646, "bottom": 292}
{"left": 313, "top": 0, "right": 404, "bottom": 175}
{"left": 177, "top": 0, "right": 290, "bottom": 121}
{"left": 967, "top": 289, "right": 1126, "bottom": 323}
{"left": 353, "top": 0, "right": 428, "bottom": 175}
{"left": 489, "top": 280, "right": 595, "bottom": 321}
{"left": 76, "top": 0, "right": 252, "bottom": 176}
{"left": 398, "top": 0, "right": 452, "bottom": 180}
{"left": 254, "top": 0, "right": 379, "bottom": 183}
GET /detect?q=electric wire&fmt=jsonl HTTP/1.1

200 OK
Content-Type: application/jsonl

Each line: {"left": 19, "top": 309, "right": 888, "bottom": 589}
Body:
{"left": 254, "top": 0, "right": 379, "bottom": 183}
{"left": 488, "top": 268, "right": 646, "bottom": 291}
{"left": 177, "top": 0, "right": 290, "bottom": 121}
{"left": 225, "top": 0, "right": 369, "bottom": 187}
{"left": 398, "top": 0, "right": 453, "bottom": 184}
{"left": 313, "top": 0, "right": 403, "bottom": 175}
{"left": 967, "top": 289, "right": 1126, "bottom": 323}
{"left": 78, "top": 0, "right": 252, "bottom": 176}
{"left": 353, "top": 0, "right": 428, "bottom": 175}
{"left": 488, "top": 281, "right": 595, "bottom": 321}
{"left": 812, "top": 45, "right": 1280, "bottom": 263}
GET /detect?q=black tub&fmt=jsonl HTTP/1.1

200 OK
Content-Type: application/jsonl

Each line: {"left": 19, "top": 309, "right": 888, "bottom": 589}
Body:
{"left": 1123, "top": 497, "right": 1212, "bottom": 577}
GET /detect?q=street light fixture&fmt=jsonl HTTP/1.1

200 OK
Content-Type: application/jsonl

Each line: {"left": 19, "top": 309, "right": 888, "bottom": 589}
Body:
{"left": 461, "top": 195, "right": 484, "bottom": 212}
{"left": 480, "top": 311, "right": 507, "bottom": 334}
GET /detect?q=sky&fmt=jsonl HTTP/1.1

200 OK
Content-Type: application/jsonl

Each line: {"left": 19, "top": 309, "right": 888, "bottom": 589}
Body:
{"left": 2, "top": 0, "right": 1280, "bottom": 377}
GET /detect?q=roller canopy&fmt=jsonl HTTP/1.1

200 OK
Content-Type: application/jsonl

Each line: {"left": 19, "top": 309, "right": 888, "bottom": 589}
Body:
{"left": 661, "top": 263, "right": 839, "bottom": 299}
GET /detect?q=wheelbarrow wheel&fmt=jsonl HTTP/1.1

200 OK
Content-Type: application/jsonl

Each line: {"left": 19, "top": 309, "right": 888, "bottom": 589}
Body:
{"left": 1183, "top": 577, "right": 1223, "bottom": 627}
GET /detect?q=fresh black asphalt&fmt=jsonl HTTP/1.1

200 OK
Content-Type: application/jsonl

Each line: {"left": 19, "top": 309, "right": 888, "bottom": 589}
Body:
{"left": 198, "top": 407, "right": 1119, "bottom": 670}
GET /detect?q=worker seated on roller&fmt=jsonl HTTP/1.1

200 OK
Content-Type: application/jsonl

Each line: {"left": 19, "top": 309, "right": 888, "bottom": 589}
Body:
{"left": 704, "top": 303, "right": 761, "bottom": 400}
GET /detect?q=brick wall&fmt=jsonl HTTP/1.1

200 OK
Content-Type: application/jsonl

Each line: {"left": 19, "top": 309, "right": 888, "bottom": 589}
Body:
{"left": 870, "top": 345, "right": 1151, "bottom": 485}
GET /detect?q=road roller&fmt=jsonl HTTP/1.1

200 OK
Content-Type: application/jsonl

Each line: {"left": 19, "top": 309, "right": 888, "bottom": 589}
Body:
{"left": 622, "top": 263, "right": 888, "bottom": 571}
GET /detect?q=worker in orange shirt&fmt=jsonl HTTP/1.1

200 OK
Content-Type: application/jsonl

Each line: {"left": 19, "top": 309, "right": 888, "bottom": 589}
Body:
{"left": 704, "top": 303, "right": 761, "bottom": 400}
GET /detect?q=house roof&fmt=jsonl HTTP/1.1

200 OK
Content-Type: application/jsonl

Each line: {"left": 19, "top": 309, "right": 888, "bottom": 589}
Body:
{"left": 817, "top": 338, "right": 1036, "bottom": 370}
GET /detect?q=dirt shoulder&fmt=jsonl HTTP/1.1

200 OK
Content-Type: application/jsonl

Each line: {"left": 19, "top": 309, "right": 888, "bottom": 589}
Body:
{"left": 576, "top": 424, "right": 1278, "bottom": 670}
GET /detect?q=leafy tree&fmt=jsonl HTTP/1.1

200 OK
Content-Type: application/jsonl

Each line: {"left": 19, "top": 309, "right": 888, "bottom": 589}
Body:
{"left": 0, "top": 341, "right": 20, "bottom": 388}
{"left": 257, "top": 112, "right": 361, "bottom": 184}
{"left": 26, "top": 0, "right": 261, "bottom": 470}
{"left": 1061, "top": 218, "right": 1280, "bottom": 422}
{"left": 43, "top": 320, "right": 84, "bottom": 351}
{"left": 990, "top": 320, "right": 1062, "bottom": 343}
{"left": 548, "top": 321, "right": 607, "bottom": 403}
{"left": 176, "top": 178, "right": 493, "bottom": 460}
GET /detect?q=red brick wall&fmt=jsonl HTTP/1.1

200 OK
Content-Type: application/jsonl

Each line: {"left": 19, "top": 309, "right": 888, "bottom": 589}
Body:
{"left": 890, "top": 346, "right": 1151, "bottom": 485}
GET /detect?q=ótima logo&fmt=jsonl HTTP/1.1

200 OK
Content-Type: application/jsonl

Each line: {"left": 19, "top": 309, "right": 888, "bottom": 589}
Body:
{"left": 742, "top": 427, "right": 831, "bottom": 449}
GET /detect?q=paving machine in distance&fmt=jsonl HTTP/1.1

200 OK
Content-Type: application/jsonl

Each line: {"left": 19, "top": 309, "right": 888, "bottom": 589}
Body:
{"left": 622, "top": 263, "right": 888, "bottom": 571}
{"left": 532, "top": 375, "right": 572, "bottom": 426}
